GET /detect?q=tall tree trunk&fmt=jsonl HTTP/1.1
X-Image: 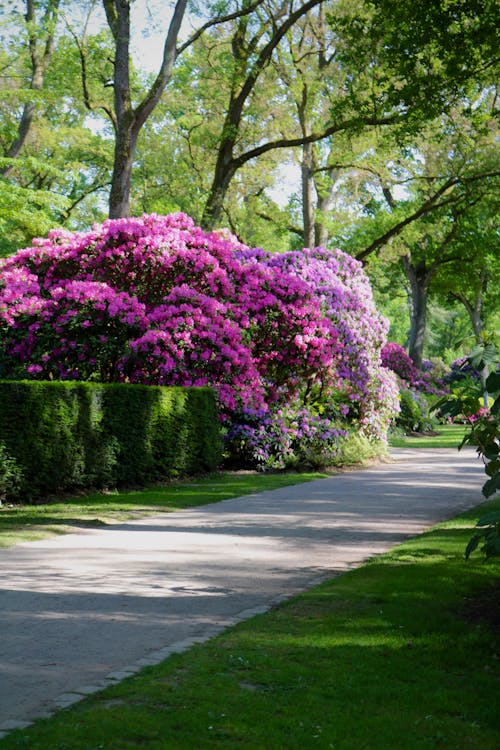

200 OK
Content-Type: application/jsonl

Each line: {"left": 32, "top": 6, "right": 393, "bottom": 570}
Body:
{"left": 107, "top": 0, "right": 133, "bottom": 218}
{"left": 403, "top": 256, "right": 430, "bottom": 370}
{"left": 109, "top": 121, "right": 139, "bottom": 219}
{"left": 103, "top": 0, "right": 188, "bottom": 218}
{"left": 302, "top": 141, "right": 315, "bottom": 247}
{"left": 201, "top": 159, "right": 237, "bottom": 229}
{"left": 452, "top": 268, "right": 487, "bottom": 345}
{"left": 451, "top": 268, "right": 489, "bottom": 405}
{"left": 314, "top": 165, "right": 339, "bottom": 246}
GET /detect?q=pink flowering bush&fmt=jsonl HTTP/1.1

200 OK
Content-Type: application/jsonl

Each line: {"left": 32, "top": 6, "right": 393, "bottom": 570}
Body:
{"left": 0, "top": 213, "right": 399, "bottom": 466}
{"left": 381, "top": 343, "right": 450, "bottom": 433}
{"left": 382, "top": 343, "right": 446, "bottom": 396}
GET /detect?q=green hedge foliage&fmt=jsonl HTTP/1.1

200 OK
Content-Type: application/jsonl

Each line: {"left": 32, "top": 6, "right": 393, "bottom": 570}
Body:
{"left": 0, "top": 381, "right": 222, "bottom": 501}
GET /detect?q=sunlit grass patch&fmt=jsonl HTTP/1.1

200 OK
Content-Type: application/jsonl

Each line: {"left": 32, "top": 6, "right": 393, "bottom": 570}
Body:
{"left": 389, "top": 423, "right": 468, "bottom": 448}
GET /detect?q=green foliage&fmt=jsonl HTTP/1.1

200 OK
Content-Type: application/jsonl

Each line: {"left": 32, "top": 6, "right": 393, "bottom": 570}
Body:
{"left": 0, "top": 442, "right": 23, "bottom": 501}
{"left": 396, "top": 387, "right": 435, "bottom": 433}
{"left": 0, "top": 381, "right": 222, "bottom": 501}
{"left": 435, "top": 346, "right": 500, "bottom": 558}
{"left": 0, "top": 177, "right": 68, "bottom": 256}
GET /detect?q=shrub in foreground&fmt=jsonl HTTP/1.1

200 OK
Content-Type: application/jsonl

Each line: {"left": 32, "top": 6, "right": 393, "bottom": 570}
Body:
{"left": 435, "top": 345, "right": 500, "bottom": 559}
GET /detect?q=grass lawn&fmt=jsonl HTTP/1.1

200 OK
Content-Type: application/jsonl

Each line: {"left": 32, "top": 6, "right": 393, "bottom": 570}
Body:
{"left": 389, "top": 423, "right": 468, "bottom": 449}
{"left": 1, "top": 495, "right": 498, "bottom": 749}
{"left": 0, "top": 471, "right": 327, "bottom": 548}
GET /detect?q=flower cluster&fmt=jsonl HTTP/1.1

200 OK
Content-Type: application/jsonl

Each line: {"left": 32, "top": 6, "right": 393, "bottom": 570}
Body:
{"left": 225, "top": 405, "right": 348, "bottom": 470}
{"left": 381, "top": 342, "right": 418, "bottom": 383}
{"left": 0, "top": 213, "right": 399, "bottom": 453}
{"left": 237, "top": 246, "right": 399, "bottom": 441}
{"left": 381, "top": 342, "right": 446, "bottom": 397}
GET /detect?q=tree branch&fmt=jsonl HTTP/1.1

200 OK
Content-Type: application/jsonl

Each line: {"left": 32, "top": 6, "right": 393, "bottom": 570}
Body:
{"left": 66, "top": 23, "right": 116, "bottom": 129}
{"left": 255, "top": 210, "right": 303, "bottom": 237}
{"left": 232, "top": 114, "right": 400, "bottom": 171}
{"left": 177, "top": 0, "right": 266, "bottom": 55}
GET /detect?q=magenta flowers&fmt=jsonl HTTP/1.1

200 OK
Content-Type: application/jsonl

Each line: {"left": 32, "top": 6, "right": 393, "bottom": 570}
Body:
{"left": 0, "top": 213, "right": 398, "bottom": 448}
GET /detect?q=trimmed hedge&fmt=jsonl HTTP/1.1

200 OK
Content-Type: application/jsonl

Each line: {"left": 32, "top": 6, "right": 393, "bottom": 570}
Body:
{"left": 0, "top": 381, "right": 222, "bottom": 501}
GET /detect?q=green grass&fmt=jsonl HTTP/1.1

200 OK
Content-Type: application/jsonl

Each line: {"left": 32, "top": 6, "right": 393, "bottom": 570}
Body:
{"left": 0, "top": 471, "right": 327, "bottom": 548}
{"left": 1, "top": 497, "right": 498, "bottom": 749}
{"left": 389, "top": 423, "right": 468, "bottom": 449}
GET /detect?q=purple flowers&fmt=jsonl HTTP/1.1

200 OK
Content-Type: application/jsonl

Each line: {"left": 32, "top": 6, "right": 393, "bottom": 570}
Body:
{"left": 0, "top": 213, "right": 399, "bottom": 455}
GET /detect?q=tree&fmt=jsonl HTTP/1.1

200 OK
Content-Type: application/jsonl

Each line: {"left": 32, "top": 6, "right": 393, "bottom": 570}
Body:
{"left": 434, "top": 199, "right": 500, "bottom": 347}
{"left": 0, "top": 0, "right": 61, "bottom": 178}
{"left": 335, "top": 93, "right": 499, "bottom": 368}
{"left": 0, "top": 2, "right": 114, "bottom": 252}
{"left": 100, "top": 0, "right": 189, "bottom": 217}
{"left": 235, "top": 0, "right": 500, "bottom": 248}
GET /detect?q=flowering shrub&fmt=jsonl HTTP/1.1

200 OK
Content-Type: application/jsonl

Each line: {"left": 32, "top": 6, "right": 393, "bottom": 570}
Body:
{"left": 0, "top": 213, "right": 398, "bottom": 462}
{"left": 237, "top": 246, "right": 399, "bottom": 442}
{"left": 381, "top": 343, "right": 446, "bottom": 396}
{"left": 225, "top": 405, "right": 347, "bottom": 470}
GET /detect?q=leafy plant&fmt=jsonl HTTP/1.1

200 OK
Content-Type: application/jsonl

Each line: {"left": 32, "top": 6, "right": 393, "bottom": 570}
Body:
{"left": 465, "top": 511, "right": 500, "bottom": 560}
{"left": 396, "top": 387, "right": 435, "bottom": 433}
{"left": 0, "top": 443, "right": 22, "bottom": 502}
{"left": 435, "top": 345, "right": 500, "bottom": 558}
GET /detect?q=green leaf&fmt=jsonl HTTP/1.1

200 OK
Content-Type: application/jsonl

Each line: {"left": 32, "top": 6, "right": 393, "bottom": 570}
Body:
{"left": 483, "top": 442, "right": 500, "bottom": 460}
{"left": 486, "top": 371, "right": 500, "bottom": 393}
{"left": 475, "top": 511, "right": 500, "bottom": 527}
{"left": 482, "top": 473, "right": 500, "bottom": 498}
{"left": 468, "top": 344, "right": 498, "bottom": 371}
{"left": 485, "top": 460, "right": 500, "bottom": 477}
{"left": 465, "top": 533, "right": 482, "bottom": 559}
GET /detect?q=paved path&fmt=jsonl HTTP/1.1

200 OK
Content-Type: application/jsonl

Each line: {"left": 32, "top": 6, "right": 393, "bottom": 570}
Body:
{"left": 0, "top": 448, "right": 486, "bottom": 736}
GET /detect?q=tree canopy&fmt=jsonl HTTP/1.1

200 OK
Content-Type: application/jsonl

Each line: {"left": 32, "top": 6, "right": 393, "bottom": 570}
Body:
{"left": 1, "top": 0, "right": 498, "bottom": 365}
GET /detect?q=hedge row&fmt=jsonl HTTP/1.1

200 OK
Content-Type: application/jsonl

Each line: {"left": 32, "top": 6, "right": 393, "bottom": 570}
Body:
{"left": 0, "top": 381, "right": 222, "bottom": 501}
